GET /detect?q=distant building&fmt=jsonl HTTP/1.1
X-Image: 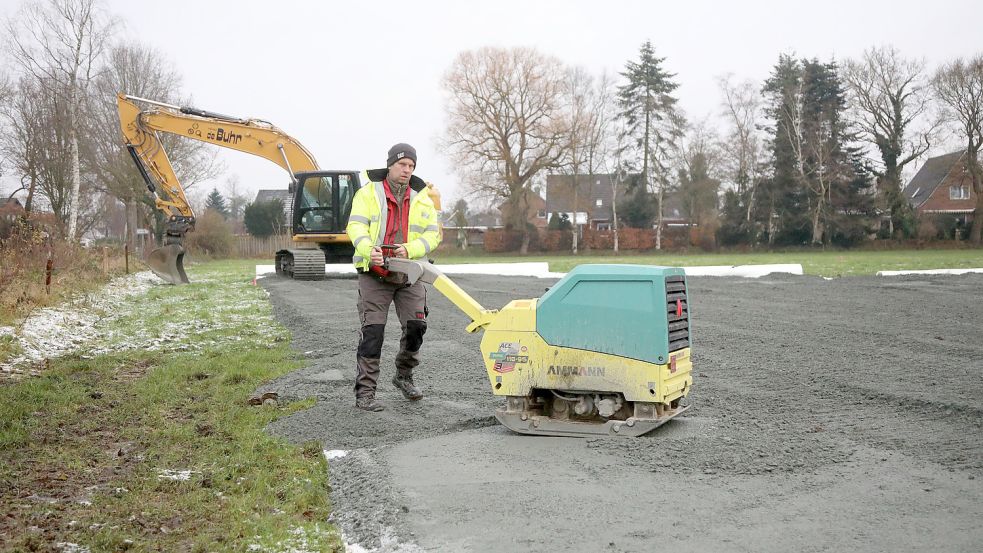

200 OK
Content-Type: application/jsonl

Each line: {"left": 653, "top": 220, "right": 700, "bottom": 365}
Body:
{"left": 546, "top": 173, "right": 691, "bottom": 230}
{"left": 905, "top": 151, "right": 977, "bottom": 227}
{"left": 497, "top": 188, "right": 548, "bottom": 229}
{"left": 253, "top": 189, "right": 293, "bottom": 223}
{"left": 0, "top": 198, "right": 24, "bottom": 224}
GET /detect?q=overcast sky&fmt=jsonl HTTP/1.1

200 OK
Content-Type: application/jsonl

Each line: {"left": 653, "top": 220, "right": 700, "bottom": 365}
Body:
{"left": 3, "top": 0, "right": 982, "bottom": 210}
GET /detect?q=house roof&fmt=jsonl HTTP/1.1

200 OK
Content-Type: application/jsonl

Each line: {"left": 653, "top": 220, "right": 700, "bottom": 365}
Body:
{"left": 468, "top": 210, "right": 501, "bottom": 227}
{"left": 545, "top": 173, "right": 691, "bottom": 222}
{"left": 496, "top": 188, "right": 546, "bottom": 212}
{"left": 0, "top": 198, "right": 24, "bottom": 216}
{"left": 546, "top": 174, "right": 626, "bottom": 221}
{"left": 904, "top": 151, "right": 964, "bottom": 208}
{"left": 254, "top": 189, "right": 291, "bottom": 205}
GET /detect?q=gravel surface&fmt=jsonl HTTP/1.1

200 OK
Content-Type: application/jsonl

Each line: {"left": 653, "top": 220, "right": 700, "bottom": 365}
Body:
{"left": 260, "top": 270, "right": 983, "bottom": 552}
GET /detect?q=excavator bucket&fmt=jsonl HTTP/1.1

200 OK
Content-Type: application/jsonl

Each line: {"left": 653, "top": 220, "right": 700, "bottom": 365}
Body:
{"left": 146, "top": 244, "right": 190, "bottom": 284}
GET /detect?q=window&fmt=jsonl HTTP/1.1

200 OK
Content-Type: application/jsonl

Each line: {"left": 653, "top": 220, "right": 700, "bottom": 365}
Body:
{"left": 595, "top": 198, "right": 603, "bottom": 207}
{"left": 297, "top": 175, "right": 336, "bottom": 232}
{"left": 596, "top": 223, "right": 611, "bottom": 231}
{"left": 537, "top": 209, "right": 547, "bottom": 218}
{"left": 950, "top": 185, "right": 970, "bottom": 200}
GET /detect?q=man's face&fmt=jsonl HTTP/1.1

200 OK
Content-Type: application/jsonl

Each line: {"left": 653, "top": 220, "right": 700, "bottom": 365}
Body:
{"left": 387, "top": 158, "right": 415, "bottom": 186}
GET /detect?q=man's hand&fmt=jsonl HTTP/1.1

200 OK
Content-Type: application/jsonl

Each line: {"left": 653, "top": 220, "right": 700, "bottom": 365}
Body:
{"left": 393, "top": 245, "right": 408, "bottom": 258}
{"left": 369, "top": 246, "right": 384, "bottom": 266}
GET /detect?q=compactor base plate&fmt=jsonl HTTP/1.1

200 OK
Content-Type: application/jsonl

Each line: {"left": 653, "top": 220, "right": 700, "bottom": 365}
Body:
{"left": 495, "top": 404, "right": 688, "bottom": 438}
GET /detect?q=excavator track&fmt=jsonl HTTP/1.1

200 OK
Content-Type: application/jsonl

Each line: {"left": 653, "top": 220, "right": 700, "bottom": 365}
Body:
{"left": 276, "top": 249, "right": 326, "bottom": 280}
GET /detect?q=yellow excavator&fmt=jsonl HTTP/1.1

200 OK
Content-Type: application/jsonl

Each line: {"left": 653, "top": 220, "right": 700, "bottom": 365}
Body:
{"left": 117, "top": 93, "right": 440, "bottom": 283}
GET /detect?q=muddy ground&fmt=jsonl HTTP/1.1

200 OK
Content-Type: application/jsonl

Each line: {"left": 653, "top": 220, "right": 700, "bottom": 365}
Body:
{"left": 260, "top": 270, "right": 983, "bottom": 552}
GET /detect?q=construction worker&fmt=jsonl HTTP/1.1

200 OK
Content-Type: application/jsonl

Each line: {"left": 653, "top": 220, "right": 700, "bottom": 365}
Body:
{"left": 346, "top": 143, "right": 441, "bottom": 412}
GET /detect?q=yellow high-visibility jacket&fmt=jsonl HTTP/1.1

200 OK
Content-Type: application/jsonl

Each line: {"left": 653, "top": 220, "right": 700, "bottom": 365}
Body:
{"left": 346, "top": 170, "right": 441, "bottom": 271}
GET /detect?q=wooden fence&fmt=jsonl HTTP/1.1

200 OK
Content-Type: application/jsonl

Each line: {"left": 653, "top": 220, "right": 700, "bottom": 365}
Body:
{"left": 234, "top": 234, "right": 294, "bottom": 258}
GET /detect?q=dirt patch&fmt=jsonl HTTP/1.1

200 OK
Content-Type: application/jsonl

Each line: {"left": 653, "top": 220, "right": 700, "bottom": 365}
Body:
{"left": 261, "top": 271, "right": 983, "bottom": 551}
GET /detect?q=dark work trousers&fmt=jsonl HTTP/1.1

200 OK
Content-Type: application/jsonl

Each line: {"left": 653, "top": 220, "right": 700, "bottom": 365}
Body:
{"left": 354, "top": 272, "right": 428, "bottom": 399}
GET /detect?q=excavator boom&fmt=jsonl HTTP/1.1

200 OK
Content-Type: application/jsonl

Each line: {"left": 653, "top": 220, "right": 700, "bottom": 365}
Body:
{"left": 118, "top": 93, "right": 441, "bottom": 284}
{"left": 117, "top": 93, "right": 321, "bottom": 283}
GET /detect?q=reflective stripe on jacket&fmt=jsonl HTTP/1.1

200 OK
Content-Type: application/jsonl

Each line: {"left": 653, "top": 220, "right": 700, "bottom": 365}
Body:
{"left": 346, "top": 175, "right": 441, "bottom": 271}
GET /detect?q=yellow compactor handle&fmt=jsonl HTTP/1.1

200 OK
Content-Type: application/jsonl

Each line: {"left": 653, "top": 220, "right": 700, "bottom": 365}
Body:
{"left": 383, "top": 258, "right": 495, "bottom": 332}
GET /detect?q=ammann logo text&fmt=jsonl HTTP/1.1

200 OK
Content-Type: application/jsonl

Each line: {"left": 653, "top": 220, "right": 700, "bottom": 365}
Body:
{"left": 547, "top": 365, "right": 605, "bottom": 377}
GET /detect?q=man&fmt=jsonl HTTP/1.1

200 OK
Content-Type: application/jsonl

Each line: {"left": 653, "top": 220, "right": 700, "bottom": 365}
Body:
{"left": 346, "top": 143, "right": 441, "bottom": 412}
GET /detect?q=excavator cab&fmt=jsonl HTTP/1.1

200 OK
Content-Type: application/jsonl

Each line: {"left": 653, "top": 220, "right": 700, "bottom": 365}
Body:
{"left": 273, "top": 170, "right": 362, "bottom": 278}
{"left": 290, "top": 171, "right": 360, "bottom": 235}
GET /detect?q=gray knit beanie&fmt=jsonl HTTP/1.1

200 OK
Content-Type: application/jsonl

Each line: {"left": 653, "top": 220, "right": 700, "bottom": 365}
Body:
{"left": 387, "top": 143, "right": 417, "bottom": 167}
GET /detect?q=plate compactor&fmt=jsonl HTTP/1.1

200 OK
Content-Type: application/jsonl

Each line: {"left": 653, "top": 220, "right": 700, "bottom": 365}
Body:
{"left": 386, "top": 259, "right": 692, "bottom": 438}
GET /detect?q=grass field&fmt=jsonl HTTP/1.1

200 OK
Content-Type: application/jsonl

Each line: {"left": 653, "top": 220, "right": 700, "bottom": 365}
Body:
{"left": 0, "top": 261, "right": 342, "bottom": 552}
{"left": 1, "top": 246, "right": 980, "bottom": 550}
{"left": 435, "top": 247, "right": 983, "bottom": 277}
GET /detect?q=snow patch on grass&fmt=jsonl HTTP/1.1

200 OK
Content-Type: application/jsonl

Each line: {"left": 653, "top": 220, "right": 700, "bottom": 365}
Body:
{"left": 157, "top": 469, "right": 195, "bottom": 481}
{"left": 0, "top": 272, "right": 157, "bottom": 375}
{"left": 248, "top": 524, "right": 341, "bottom": 553}
{"left": 55, "top": 543, "right": 91, "bottom": 553}
{"left": 0, "top": 269, "right": 286, "bottom": 378}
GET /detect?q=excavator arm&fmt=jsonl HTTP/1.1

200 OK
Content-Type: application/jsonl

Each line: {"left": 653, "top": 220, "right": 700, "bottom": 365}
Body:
{"left": 119, "top": 93, "right": 443, "bottom": 283}
{"left": 117, "top": 93, "right": 322, "bottom": 283}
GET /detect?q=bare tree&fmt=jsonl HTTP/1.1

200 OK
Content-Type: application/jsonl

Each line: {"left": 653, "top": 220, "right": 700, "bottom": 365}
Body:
{"left": 86, "top": 42, "right": 220, "bottom": 248}
{"left": 717, "top": 74, "right": 766, "bottom": 228}
{"left": 0, "top": 77, "right": 45, "bottom": 213}
{"left": 560, "top": 67, "right": 600, "bottom": 254}
{"left": 1, "top": 77, "right": 79, "bottom": 231}
{"left": 676, "top": 117, "right": 723, "bottom": 236}
{"left": 5, "top": 0, "right": 117, "bottom": 240}
{"left": 844, "top": 46, "right": 939, "bottom": 237}
{"left": 580, "top": 72, "right": 618, "bottom": 252}
{"left": 0, "top": 72, "right": 13, "bottom": 183}
{"left": 224, "top": 174, "right": 248, "bottom": 222}
{"left": 441, "top": 46, "right": 569, "bottom": 253}
{"left": 933, "top": 55, "right": 983, "bottom": 244}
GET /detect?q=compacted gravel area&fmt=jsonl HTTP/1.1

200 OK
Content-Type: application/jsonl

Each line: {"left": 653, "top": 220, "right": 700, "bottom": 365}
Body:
{"left": 260, "top": 270, "right": 983, "bottom": 552}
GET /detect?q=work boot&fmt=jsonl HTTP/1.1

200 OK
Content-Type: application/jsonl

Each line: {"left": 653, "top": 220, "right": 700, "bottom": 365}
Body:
{"left": 392, "top": 375, "right": 423, "bottom": 401}
{"left": 355, "top": 396, "right": 385, "bottom": 412}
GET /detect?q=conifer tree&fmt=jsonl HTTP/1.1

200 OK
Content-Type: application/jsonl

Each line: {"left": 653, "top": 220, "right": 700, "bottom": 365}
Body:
{"left": 205, "top": 188, "right": 230, "bottom": 219}
{"left": 616, "top": 41, "right": 683, "bottom": 229}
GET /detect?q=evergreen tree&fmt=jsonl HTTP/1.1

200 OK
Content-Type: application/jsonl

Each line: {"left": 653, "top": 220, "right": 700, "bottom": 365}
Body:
{"left": 762, "top": 54, "right": 809, "bottom": 245}
{"left": 614, "top": 173, "right": 655, "bottom": 229}
{"left": 205, "top": 188, "right": 230, "bottom": 219}
{"left": 616, "top": 41, "right": 683, "bottom": 228}
{"left": 678, "top": 152, "right": 720, "bottom": 228}
{"left": 243, "top": 199, "right": 285, "bottom": 239}
{"left": 763, "top": 55, "right": 873, "bottom": 246}
{"left": 827, "top": 149, "right": 877, "bottom": 246}
{"left": 450, "top": 198, "right": 469, "bottom": 227}
{"left": 717, "top": 189, "right": 751, "bottom": 246}
{"left": 800, "top": 59, "right": 854, "bottom": 245}
{"left": 547, "top": 212, "right": 572, "bottom": 231}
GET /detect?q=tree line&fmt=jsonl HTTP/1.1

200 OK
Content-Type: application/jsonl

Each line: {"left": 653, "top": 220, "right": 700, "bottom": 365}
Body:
{"left": 441, "top": 43, "right": 983, "bottom": 250}
{"left": 0, "top": 0, "right": 274, "bottom": 248}
{"left": 2, "top": 1, "right": 981, "bottom": 252}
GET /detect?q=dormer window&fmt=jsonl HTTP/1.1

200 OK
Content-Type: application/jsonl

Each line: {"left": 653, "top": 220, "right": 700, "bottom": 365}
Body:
{"left": 950, "top": 185, "right": 970, "bottom": 200}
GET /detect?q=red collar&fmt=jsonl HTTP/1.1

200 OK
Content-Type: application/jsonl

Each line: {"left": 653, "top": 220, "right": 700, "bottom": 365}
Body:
{"left": 383, "top": 179, "right": 410, "bottom": 203}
